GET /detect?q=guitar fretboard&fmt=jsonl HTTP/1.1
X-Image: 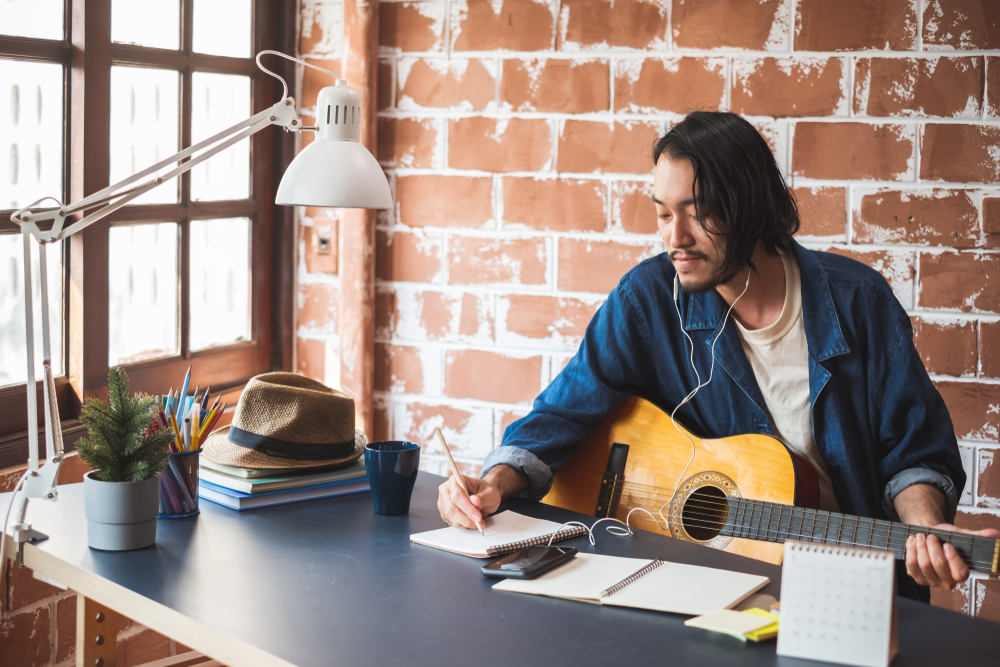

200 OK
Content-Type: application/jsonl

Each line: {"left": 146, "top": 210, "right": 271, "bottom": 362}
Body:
{"left": 719, "top": 498, "right": 999, "bottom": 574}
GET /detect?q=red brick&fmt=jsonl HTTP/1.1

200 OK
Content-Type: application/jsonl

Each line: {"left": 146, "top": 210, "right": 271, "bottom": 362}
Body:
{"left": 854, "top": 190, "right": 979, "bottom": 248}
{"left": 403, "top": 402, "right": 495, "bottom": 460}
{"left": 792, "top": 123, "right": 913, "bottom": 181}
{"left": 301, "top": 59, "right": 341, "bottom": 110}
{"left": 612, "top": 181, "right": 657, "bottom": 235}
{"left": 451, "top": 0, "right": 555, "bottom": 52}
{"left": 935, "top": 381, "right": 1000, "bottom": 440}
{"left": 955, "top": 509, "right": 1000, "bottom": 533}
{"left": 501, "top": 294, "right": 601, "bottom": 342}
{"left": 297, "top": 338, "right": 325, "bottom": 382}
{"left": 673, "top": 0, "right": 788, "bottom": 50}
{"left": 448, "top": 237, "right": 548, "bottom": 286}
{"left": 118, "top": 627, "right": 171, "bottom": 667}
{"left": 398, "top": 58, "right": 496, "bottom": 111}
{"left": 977, "top": 448, "right": 1000, "bottom": 509}
{"left": 930, "top": 580, "right": 970, "bottom": 614}
{"left": 378, "top": 117, "right": 438, "bottom": 169}
{"left": 501, "top": 59, "right": 609, "bottom": 113}
{"left": 396, "top": 175, "right": 493, "bottom": 228}
{"left": 986, "top": 199, "right": 1000, "bottom": 235}
{"left": 793, "top": 187, "right": 846, "bottom": 238}
{"left": 375, "top": 344, "right": 426, "bottom": 394}
{"left": 975, "top": 579, "right": 1000, "bottom": 622}
{"left": 826, "top": 249, "right": 914, "bottom": 303}
{"left": 298, "top": 282, "right": 338, "bottom": 333}
{"left": 372, "top": 397, "right": 390, "bottom": 443}
{"left": 922, "top": 0, "right": 1000, "bottom": 50}
{"left": 379, "top": 1, "right": 444, "bottom": 52}
{"left": 982, "top": 321, "right": 1000, "bottom": 379}
{"left": 0, "top": 605, "right": 50, "bottom": 667}
{"left": 375, "top": 288, "right": 397, "bottom": 340}
{"left": 56, "top": 594, "right": 76, "bottom": 663}
{"left": 449, "top": 118, "right": 551, "bottom": 172}
{"left": 912, "top": 318, "right": 977, "bottom": 376}
{"left": 3, "top": 559, "right": 63, "bottom": 612}
{"left": 919, "top": 252, "right": 999, "bottom": 313}
{"left": 614, "top": 57, "right": 725, "bottom": 114}
{"left": 920, "top": 125, "right": 1000, "bottom": 184}
{"left": 987, "top": 57, "right": 1000, "bottom": 116}
{"left": 502, "top": 178, "right": 605, "bottom": 232}
{"left": 499, "top": 409, "right": 528, "bottom": 436}
{"left": 445, "top": 349, "right": 542, "bottom": 403}
{"left": 376, "top": 230, "right": 444, "bottom": 283}
{"left": 558, "top": 120, "right": 660, "bottom": 175}
{"left": 731, "top": 57, "right": 848, "bottom": 117}
{"left": 299, "top": 4, "right": 339, "bottom": 55}
{"left": 557, "top": 238, "right": 659, "bottom": 293}
{"left": 855, "top": 57, "right": 984, "bottom": 118}
{"left": 391, "top": 290, "right": 494, "bottom": 342}
{"left": 56, "top": 452, "right": 91, "bottom": 485}
{"left": 558, "top": 0, "right": 667, "bottom": 50}
{"left": 378, "top": 59, "right": 394, "bottom": 111}
{"left": 797, "top": 0, "right": 917, "bottom": 51}
{"left": 302, "top": 214, "right": 338, "bottom": 274}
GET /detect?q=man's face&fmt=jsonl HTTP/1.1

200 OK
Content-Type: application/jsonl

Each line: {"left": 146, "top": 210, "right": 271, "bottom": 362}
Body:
{"left": 652, "top": 156, "right": 731, "bottom": 294}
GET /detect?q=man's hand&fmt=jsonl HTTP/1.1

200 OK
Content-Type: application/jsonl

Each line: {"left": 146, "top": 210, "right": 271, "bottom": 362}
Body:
{"left": 905, "top": 524, "right": 1000, "bottom": 590}
{"left": 436, "top": 474, "right": 502, "bottom": 529}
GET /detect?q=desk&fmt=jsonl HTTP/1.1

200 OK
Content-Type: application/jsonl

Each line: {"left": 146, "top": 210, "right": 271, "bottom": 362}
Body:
{"left": 3, "top": 473, "right": 998, "bottom": 667}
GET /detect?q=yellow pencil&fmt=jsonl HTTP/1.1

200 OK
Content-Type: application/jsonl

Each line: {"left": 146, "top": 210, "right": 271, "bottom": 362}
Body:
{"left": 169, "top": 413, "right": 183, "bottom": 451}
{"left": 434, "top": 428, "right": 485, "bottom": 535}
{"left": 191, "top": 406, "right": 200, "bottom": 452}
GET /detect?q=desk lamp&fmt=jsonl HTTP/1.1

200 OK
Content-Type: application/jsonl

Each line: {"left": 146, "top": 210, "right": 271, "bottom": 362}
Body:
{"left": 2, "top": 51, "right": 391, "bottom": 567}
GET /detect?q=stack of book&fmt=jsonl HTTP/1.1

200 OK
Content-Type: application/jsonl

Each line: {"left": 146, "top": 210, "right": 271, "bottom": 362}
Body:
{"left": 198, "top": 459, "right": 370, "bottom": 511}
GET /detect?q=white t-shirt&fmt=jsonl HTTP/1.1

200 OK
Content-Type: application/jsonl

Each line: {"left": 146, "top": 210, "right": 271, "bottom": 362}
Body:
{"left": 735, "top": 253, "right": 840, "bottom": 512}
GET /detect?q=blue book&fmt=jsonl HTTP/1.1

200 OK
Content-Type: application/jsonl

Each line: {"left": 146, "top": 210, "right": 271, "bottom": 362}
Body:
{"left": 198, "top": 477, "right": 370, "bottom": 511}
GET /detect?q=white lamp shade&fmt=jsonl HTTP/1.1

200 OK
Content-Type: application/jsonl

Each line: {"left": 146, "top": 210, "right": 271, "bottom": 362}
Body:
{"left": 276, "top": 138, "right": 392, "bottom": 209}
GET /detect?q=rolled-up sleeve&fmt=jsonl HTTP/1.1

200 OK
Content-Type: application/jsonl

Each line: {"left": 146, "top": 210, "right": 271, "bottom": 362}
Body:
{"left": 883, "top": 468, "right": 958, "bottom": 522}
{"left": 481, "top": 446, "right": 554, "bottom": 501}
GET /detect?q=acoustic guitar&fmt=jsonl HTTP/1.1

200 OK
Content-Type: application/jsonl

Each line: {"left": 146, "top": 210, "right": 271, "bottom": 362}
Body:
{"left": 541, "top": 395, "right": 1000, "bottom": 574}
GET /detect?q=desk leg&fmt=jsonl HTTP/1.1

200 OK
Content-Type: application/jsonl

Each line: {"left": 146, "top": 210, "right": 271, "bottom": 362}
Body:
{"left": 77, "top": 595, "right": 118, "bottom": 667}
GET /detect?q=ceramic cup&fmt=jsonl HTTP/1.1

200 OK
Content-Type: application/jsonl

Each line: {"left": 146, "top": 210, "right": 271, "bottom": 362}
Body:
{"left": 364, "top": 441, "right": 420, "bottom": 516}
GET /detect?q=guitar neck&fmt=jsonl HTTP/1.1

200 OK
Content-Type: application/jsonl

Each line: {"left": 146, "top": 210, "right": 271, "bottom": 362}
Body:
{"left": 720, "top": 497, "right": 1000, "bottom": 575}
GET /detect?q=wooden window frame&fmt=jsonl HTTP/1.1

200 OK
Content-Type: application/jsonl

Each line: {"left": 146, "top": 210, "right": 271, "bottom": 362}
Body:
{"left": 0, "top": 0, "right": 296, "bottom": 468}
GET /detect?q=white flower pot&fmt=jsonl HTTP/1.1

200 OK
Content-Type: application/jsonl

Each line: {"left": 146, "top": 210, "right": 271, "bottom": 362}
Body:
{"left": 83, "top": 471, "right": 162, "bottom": 551}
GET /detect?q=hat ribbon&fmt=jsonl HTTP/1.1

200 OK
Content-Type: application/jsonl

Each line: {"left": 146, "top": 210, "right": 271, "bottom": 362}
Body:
{"left": 228, "top": 426, "right": 356, "bottom": 460}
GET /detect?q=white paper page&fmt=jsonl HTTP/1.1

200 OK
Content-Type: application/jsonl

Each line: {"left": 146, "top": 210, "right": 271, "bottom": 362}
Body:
{"left": 493, "top": 553, "right": 653, "bottom": 601}
{"left": 601, "top": 562, "right": 770, "bottom": 616}
{"left": 409, "top": 511, "right": 575, "bottom": 557}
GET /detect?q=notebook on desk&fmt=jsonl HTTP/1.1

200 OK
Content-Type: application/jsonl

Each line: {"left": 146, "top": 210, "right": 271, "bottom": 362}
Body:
{"left": 409, "top": 511, "right": 588, "bottom": 558}
{"left": 493, "top": 552, "right": 770, "bottom": 616}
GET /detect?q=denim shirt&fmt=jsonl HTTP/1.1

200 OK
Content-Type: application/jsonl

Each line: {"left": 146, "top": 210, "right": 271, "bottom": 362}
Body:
{"left": 483, "top": 242, "right": 964, "bottom": 600}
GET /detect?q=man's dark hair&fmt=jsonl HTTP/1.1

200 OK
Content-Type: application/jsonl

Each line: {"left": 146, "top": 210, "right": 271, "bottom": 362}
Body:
{"left": 652, "top": 111, "right": 800, "bottom": 280}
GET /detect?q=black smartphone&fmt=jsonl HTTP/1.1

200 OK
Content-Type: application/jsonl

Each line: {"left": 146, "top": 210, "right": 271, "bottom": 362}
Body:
{"left": 481, "top": 546, "right": 578, "bottom": 579}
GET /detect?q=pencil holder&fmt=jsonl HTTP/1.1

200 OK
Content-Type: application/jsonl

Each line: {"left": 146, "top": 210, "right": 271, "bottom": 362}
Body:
{"left": 158, "top": 449, "right": 201, "bottom": 518}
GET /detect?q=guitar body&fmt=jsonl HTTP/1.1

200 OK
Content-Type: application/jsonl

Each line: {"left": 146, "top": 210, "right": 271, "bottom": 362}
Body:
{"left": 542, "top": 396, "right": 820, "bottom": 565}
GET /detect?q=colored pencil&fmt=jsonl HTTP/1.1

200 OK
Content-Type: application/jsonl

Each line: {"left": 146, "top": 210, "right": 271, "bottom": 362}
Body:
{"left": 178, "top": 366, "right": 192, "bottom": 420}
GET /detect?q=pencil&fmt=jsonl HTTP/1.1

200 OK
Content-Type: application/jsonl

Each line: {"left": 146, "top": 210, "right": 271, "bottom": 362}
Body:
{"left": 178, "top": 366, "right": 192, "bottom": 419}
{"left": 434, "top": 428, "right": 484, "bottom": 535}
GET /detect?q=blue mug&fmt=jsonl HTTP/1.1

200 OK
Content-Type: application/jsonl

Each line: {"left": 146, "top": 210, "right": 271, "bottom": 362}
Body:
{"left": 364, "top": 441, "right": 420, "bottom": 516}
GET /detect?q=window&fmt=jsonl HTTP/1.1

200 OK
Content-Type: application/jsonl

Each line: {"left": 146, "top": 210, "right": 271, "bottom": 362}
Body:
{"left": 0, "top": 0, "right": 295, "bottom": 467}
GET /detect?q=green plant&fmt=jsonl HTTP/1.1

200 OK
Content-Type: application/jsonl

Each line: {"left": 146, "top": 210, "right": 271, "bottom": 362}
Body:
{"left": 76, "top": 367, "right": 173, "bottom": 483}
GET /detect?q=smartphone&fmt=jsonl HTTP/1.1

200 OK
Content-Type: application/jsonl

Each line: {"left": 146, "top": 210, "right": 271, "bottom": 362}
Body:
{"left": 481, "top": 546, "right": 578, "bottom": 579}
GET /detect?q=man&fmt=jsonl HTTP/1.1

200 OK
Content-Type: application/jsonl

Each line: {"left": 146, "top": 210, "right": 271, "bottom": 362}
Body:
{"left": 436, "top": 111, "right": 998, "bottom": 599}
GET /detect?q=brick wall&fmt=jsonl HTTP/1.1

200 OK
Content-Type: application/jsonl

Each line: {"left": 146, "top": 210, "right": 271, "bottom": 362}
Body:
{"left": 293, "top": 0, "right": 1000, "bottom": 618}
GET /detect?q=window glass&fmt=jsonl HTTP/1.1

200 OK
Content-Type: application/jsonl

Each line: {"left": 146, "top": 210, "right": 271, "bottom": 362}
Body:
{"left": 193, "top": 0, "right": 252, "bottom": 58}
{"left": 191, "top": 73, "right": 250, "bottom": 201}
{"left": 112, "top": 0, "right": 180, "bottom": 50}
{"left": 0, "top": 61, "right": 64, "bottom": 211}
{"left": 0, "top": 236, "right": 63, "bottom": 387}
{"left": 110, "top": 67, "right": 180, "bottom": 204}
{"left": 189, "top": 217, "right": 250, "bottom": 350}
{"left": 108, "top": 223, "right": 179, "bottom": 365}
{"left": 0, "top": 0, "right": 64, "bottom": 41}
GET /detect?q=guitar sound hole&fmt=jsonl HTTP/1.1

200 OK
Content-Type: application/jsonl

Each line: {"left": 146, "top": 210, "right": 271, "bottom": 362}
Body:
{"left": 682, "top": 485, "right": 729, "bottom": 542}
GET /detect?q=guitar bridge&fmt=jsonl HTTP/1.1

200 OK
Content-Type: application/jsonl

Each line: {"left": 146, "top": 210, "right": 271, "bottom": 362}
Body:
{"left": 595, "top": 443, "right": 629, "bottom": 519}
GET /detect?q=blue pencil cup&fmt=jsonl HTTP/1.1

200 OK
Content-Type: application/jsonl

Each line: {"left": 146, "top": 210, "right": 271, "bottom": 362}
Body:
{"left": 364, "top": 441, "right": 420, "bottom": 516}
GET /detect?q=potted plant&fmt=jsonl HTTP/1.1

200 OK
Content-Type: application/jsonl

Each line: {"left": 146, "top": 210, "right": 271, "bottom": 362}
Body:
{"left": 76, "top": 367, "right": 173, "bottom": 551}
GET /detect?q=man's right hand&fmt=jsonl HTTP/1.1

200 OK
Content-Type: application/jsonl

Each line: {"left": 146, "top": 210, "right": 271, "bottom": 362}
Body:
{"left": 436, "top": 474, "right": 502, "bottom": 529}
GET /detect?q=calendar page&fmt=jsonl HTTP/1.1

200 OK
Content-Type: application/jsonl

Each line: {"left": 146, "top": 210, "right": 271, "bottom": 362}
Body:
{"left": 777, "top": 541, "right": 897, "bottom": 667}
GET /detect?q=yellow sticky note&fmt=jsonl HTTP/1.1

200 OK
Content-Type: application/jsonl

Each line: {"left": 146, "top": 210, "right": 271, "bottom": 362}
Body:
{"left": 685, "top": 609, "right": 774, "bottom": 642}
{"left": 742, "top": 608, "right": 779, "bottom": 642}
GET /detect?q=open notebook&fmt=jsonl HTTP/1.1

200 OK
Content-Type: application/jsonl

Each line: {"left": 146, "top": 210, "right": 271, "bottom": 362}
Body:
{"left": 493, "top": 552, "right": 770, "bottom": 616}
{"left": 409, "top": 511, "right": 588, "bottom": 558}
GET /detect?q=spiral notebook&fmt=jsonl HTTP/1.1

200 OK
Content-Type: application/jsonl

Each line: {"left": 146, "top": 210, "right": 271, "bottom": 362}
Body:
{"left": 493, "top": 552, "right": 770, "bottom": 616}
{"left": 409, "top": 511, "right": 588, "bottom": 557}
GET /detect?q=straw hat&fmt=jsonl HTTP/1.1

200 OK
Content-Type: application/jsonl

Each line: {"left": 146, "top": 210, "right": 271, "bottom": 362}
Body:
{"left": 203, "top": 372, "right": 366, "bottom": 470}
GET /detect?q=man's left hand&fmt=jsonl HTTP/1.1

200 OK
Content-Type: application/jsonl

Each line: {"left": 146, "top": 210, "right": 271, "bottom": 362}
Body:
{"left": 904, "top": 524, "right": 1000, "bottom": 590}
